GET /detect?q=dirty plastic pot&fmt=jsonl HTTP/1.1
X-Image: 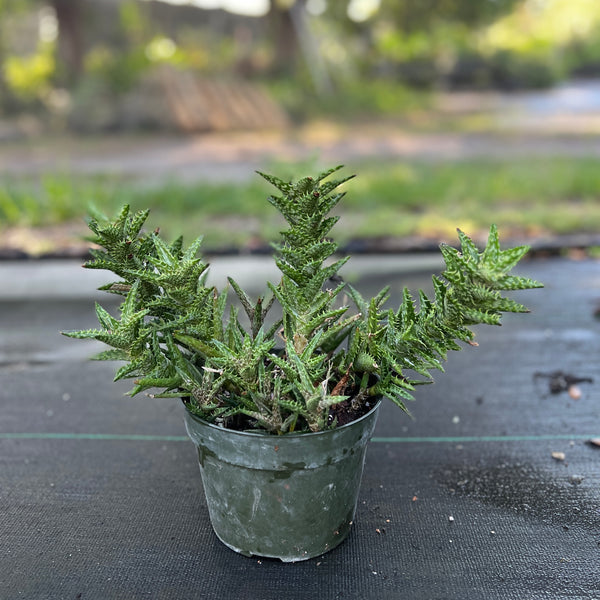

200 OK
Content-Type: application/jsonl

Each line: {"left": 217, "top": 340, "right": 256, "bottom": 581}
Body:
{"left": 184, "top": 402, "right": 380, "bottom": 562}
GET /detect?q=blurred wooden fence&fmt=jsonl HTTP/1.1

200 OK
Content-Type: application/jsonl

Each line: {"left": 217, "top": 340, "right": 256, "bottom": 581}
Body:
{"left": 159, "top": 66, "right": 289, "bottom": 132}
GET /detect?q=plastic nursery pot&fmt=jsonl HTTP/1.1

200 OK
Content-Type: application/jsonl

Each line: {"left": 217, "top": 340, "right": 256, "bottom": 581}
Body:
{"left": 184, "top": 402, "right": 380, "bottom": 562}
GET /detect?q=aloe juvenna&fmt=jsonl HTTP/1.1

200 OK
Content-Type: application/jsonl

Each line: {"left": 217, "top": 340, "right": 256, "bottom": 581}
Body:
{"left": 63, "top": 166, "right": 542, "bottom": 433}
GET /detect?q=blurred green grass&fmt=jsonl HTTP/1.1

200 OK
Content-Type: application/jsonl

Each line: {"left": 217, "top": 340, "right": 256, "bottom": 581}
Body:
{"left": 1, "top": 157, "right": 600, "bottom": 250}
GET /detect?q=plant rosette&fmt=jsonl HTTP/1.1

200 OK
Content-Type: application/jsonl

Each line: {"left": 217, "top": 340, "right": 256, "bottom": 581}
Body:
{"left": 63, "top": 166, "right": 542, "bottom": 561}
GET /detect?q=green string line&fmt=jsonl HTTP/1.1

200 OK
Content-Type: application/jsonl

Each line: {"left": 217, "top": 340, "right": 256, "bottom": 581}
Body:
{"left": 0, "top": 432, "right": 189, "bottom": 442}
{"left": 371, "top": 434, "right": 600, "bottom": 443}
{"left": 0, "top": 432, "right": 598, "bottom": 443}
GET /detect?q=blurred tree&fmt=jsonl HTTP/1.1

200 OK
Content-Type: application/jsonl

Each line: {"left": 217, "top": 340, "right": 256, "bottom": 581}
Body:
{"left": 264, "top": 0, "right": 522, "bottom": 92}
{"left": 0, "top": 0, "right": 39, "bottom": 110}
{"left": 377, "top": 0, "right": 520, "bottom": 32}
{"left": 320, "top": 0, "right": 522, "bottom": 89}
{"left": 267, "top": 0, "right": 301, "bottom": 76}
{"left": 50, "top": 0, "right": 84, "bottom": 83}
{"left": 319, "top": 0, "right": 519, "bottom": 32}
{"left": 266, "top": 0, "right": 337, "bottom": 95}
{"left": 0, "top": 0, "right": 83, "bottom": 93}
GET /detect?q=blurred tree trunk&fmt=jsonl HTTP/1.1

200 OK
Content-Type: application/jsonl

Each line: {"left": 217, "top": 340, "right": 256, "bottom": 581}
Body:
{"left": 267, "top": 0, "right": 300, "bottom": 76}
{"left": 51, "top": 0, "right": 83, "bottom": 83}
{"left": 0, "top": 3, "right": 18, "bottom": 112}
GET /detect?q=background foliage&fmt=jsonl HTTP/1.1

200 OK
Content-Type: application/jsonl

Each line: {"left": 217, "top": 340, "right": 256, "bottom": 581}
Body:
{"left": 3, "top": 0, "right": 600, "bottom": 122}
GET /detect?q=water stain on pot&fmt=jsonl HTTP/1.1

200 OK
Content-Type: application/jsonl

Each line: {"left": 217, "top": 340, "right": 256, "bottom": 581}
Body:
{"left": 269, "top": 462, "right": 307, "bottom": 481}
{"left": 197, "top": 446, "right": 218, "bottom": 468}
{"left": 435, "top": 461, "right": 600, "bottom": 530}
{"left": 282, "top": 461, "right": 307, "bottom": 471}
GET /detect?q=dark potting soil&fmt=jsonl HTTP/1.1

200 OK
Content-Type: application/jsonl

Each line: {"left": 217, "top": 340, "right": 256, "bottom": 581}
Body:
{"left": 327, "top": 397, "right": 377, "bottom": 428}
{"left": 184, "top": 393, "right": 376, "bottom": 433}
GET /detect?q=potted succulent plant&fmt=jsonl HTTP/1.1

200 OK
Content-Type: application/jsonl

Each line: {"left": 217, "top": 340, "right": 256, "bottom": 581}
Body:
{"left": 63, "top": 166, "right": 542, "bottom": 561}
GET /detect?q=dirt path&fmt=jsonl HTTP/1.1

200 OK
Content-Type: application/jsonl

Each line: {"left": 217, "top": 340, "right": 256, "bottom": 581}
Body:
{"left": 3, "top": 124, "right": 600, "bottom": 184}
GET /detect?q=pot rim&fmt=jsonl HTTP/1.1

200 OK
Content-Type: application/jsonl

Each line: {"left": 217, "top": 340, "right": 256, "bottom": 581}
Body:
{"left": 183, "top": 398, "right": 381, "bottom": 440}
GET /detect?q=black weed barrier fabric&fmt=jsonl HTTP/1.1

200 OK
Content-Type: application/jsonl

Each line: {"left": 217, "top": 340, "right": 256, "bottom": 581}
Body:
{"left": 1, "top": 259, "right": 599, "bottom": 600}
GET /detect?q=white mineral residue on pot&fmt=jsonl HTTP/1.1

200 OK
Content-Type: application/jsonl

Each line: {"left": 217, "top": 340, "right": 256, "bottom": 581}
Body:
{"left": 251, "top": 488, "right": 261, "bottom": 520}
